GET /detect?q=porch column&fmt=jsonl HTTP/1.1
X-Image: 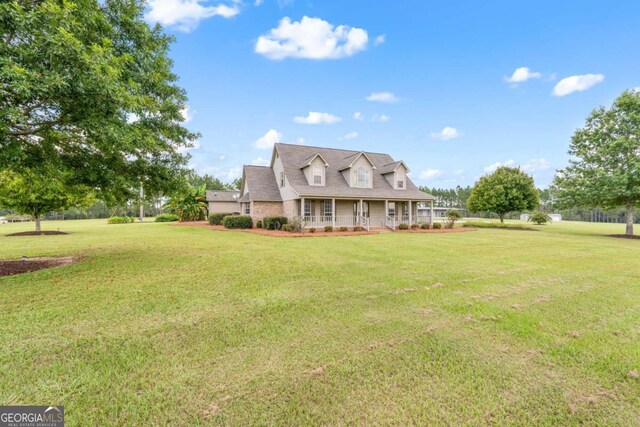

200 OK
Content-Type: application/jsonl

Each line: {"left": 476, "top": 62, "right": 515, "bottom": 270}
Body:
{"left": 385, "top": 200, "right": 388, "bottom": 217}
{"left": 332, "top": 198, "right": 336, "bottom": 228}
{"left": 359, "top": 199, "right": 363, "bottom": 226}
{"left": 429, "top": 200, "right": 434, "bottom": 228}
{"left": 408, "top": 200, "right": 412, "bottom": 225}
{"left": 301, "top": 197, "right": 305, "bottom": 218}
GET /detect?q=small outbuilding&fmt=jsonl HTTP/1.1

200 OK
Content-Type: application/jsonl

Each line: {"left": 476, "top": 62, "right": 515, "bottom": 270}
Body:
{"left": 206, "top": 191, "right": 241, "bottom": 215}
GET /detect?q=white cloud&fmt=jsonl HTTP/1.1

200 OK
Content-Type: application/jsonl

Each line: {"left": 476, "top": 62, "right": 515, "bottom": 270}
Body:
{"left": 218, "top": 154, "right": 226, "bottom": 161}
{"left": 374, "top": 34, "right": 385, "bottom": 46}
{"left": 177, "top": 139, "right": 201, "bottom": 153}
{"left": 254, "top": 0, "right": 263, "bottom": 5}
{"left": 294, "top": 137, "right": 305, "bottom": 145}
{"left": 293, "top": 111, "right": 341, "bottom": 124}
{"left": 371, "top": 113, "right": 390, "bottom": 122}
{"left": 366, "top": 91, "right": 398, "bottom": 103}
{"left": 521, "top": 158, "right": 551, "bottom": 172}
{"left": 430, "top": 126, "right": 461, "bottom": 140}
{"left": 505, "top": 67, "right": 542, "bottom": 84}
{"left": 453, "top": 169, "right": 464, "bottom": 176}
{"left": 181, "top": 105, "right": 193, "bottom": 123}
{"left": 484, "top": 160, "right": 514, "bottom": 172}
{"left": 255, "top": 16, "right": 369, "bottom": 60}
{"left": 254, "top": 129, "right": 282, "bottom": 149}
{"left": 252, "top": 156, "right": 270, "bottom": 166}
{"left": 339, "top": 131, "right": 358, "bottom": 140}
{"left": 419, "top": 169, "right": 442, "bottom": 180}
{"left": 353, "top": 111, "right": 363, "bottom": 120}
{"left": 553, "top": 74, "right": 605, "bottom": 97}
{"left": 200, "top": 165, "right": 242, "bottom": 181}
{"left": 145, "top": 0, "right": 239, "bottom": 32}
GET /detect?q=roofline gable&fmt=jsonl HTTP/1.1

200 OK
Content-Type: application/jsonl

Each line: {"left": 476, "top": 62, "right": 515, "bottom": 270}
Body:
{"left": 338, "top": 152, "right": 377, "bottom": 171}
{"left": 300, "top": 153, "right": 329, "bottom": 169}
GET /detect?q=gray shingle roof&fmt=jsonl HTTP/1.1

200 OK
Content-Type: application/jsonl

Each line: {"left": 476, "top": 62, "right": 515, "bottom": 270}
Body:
{"left": 377, "top": 160, "right": 409, "bottom": 175}
{"left": 242, "top": 165, "right": 282, "bottom": 202}
{"left": 206, "top": 190, "right": 240, "bottom": 202}
{"left": 274, "top": 143, "right": 435, "bottom": 200}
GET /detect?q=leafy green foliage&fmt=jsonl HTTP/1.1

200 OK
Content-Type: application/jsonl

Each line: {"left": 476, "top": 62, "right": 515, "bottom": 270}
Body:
{"left": 553, "top": 90, "right": 640, "bottom": 236}
{"left": 338, "top": 226, "right": 348, "bottom": 232}
{"left": 256, "top": 220, "right": 263, "bottom": 229}
{"left": 222, "top": 215, "right": 252, "bottom": 229}
{"left": 432, "top": 222, "right": 442, "bottom": 229}
{"left": 208, "top": 212, "right": 230, "bottom": 226}
{"left": 467, "top": 167, "right": 539, "bottom": 222}
{"left": 0, "top": 166, "right": 93, "bottom": 231}
{"left": 529, "top": 211, "right": 551, "bottom": 225}
{"left": 263, "top": 216, "right": 288, "bottom": 230}
{"left": 462, "top": 221, "right": 533, "bottom": 230}
{"left": 281, "top": 224, "right": 293, "bottom": 232}
{"left": 445, "top": 209, "right": 463, "bottom": 228}
{"left": 421, "top": 223, "right": 430, "bottom": 229}
{"left": 419, "top": 185, "right": 472, "bottom": 209}
{"left": 187, "top": 173, "right": 237, "bottom": 191}
{"left": 0, "top": 0, "right": 198, "bottom": 203}
{"left": 107, "top": 216, "right": 134, "bottom": 224}
{"left": 164, "top": 185, "right": 207, "bottom": 222}
{"left": 398, "top": 223, "right": 409, "bottom": 230}
{"left": 324, "top": 225, "right": 333, "bottom": 232}
{"left": 155, "top": 213, "right": 179, "bottom": 222}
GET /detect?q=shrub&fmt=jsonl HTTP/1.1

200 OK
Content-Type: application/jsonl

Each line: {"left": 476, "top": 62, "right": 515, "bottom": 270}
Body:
{"left": 208, "top": 212, "right": 230, "bottom": 225}
{"left": 108, "top": 216, "right": 134, "bottom": 224}
{"left": 353, "top": 225, "right": 364, "bottom": 232}
{"left": 309, "top": 227, "right": 316, "bottom": 233}
{"left": 155, "top": 213, "right": 179, "bottom": 222}
{"left": 529, "top": 211, "right": 552, "bottom": 225}
{"left": 324, "top": 225, "right": 333, "bottom": 233}
{"left": 288, "top": 217, "right": 302, "bottom": 232}
{"left": 398, "top": 223, "right": 409, "bottom": 230}
{"left": 432, "top": 222, "right": 442, "bottom": 229}
{"left": 410, "top": 223, "right": 420, "bottom": 229}
{"left": 462, "top": 221, "right": 534, "bottom": 230}
{"left": 446, "top": 209, "right": 463, "bottom": 229}
{"left": 222, "top": 215, "right": 253, "bottom": 229}
{"left": 281, "top": 224, "right": 293, "bottom": 232}
{"left": 338, "top": 226, "right": 348, "bottom": 232}
{"left": 263, "top": 216, "right": 288, "bottom": 230}
{"left": 421, "top": 223, "right": 430, "bottom": 229}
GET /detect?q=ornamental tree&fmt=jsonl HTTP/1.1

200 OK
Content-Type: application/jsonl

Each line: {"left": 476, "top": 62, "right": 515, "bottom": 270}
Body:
{"left": 0, "top": 0, "right": 198, "bottom": 202}
{"left": 552, "top": 90, "right": 640, "bottom": 237}
{"left": 467, "top": 167, "right": 539, "bottom": 222}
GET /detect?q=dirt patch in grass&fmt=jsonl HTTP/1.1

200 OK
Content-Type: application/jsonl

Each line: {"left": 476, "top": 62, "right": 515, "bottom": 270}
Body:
{"left": 5, "top": 230, "right": 69, "bottom": 237}
{"left": 606, "top": 234, "right": 640, "bottom": 240}
{"left": 0, "top": 256, "right": 78, "bottom": 276}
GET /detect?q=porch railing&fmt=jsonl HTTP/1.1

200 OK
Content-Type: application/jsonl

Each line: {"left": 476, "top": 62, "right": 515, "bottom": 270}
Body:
{"left": 300, "top": 216, "right": 361, "bottom": 228}
{"left": 385, "top": 215, "right": 395, "bottom": 230}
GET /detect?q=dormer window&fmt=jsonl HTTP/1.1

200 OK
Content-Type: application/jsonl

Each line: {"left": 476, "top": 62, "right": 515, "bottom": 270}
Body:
{"left": 313, "top": 166, "right": 323, "bottom": 185}
{"left": 395, "top": 167, "right": 406, "bottom": 190}
{"left": 397, "top": 179, "right": 404, "bottom": 188}
{"left": 355, "top": 167, "right": 370, "bottom": 188}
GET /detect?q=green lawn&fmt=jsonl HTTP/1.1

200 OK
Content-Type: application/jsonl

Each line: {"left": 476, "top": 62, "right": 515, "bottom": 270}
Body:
{"left": 1, "top": 219, "right": 639, "bottom": 425}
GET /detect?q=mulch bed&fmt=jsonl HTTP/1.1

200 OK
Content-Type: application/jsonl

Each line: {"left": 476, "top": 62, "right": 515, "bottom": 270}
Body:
{"left": 5, "top": 230, "right": 69, "bottom": 237}
{"left": 174, "top": 222, "right": 477, "bottom": 237}
{"left": 0, "top": 256, "right": 78, "bottom": 277}
{"left": 607, "top": 234, "right": 640, "bottom": 240}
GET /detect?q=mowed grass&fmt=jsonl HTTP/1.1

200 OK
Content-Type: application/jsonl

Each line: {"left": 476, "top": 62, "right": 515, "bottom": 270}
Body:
{"left": 1, "top": 219, "right": 639, "bottom": 426}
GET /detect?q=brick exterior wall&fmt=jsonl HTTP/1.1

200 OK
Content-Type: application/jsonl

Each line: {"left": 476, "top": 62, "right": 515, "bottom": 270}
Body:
{"left": 251, "top": 201, "right": 285, "bottom": 222}
{"left": 282, "top": 200, "right": 299, "bottom": 219}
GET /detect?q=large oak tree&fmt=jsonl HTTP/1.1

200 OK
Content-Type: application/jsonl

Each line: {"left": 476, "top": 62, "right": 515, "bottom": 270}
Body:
{"left": 553, "top": 90, "right": 640, "bottom": 237}
{"left": 0, "top": 0, "right": 198, "bottom": 203}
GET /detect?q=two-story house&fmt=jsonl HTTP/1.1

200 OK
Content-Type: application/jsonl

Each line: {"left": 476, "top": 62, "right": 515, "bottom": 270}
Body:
{"left": 229, "top": 143, "right": 436, "bottom": 230}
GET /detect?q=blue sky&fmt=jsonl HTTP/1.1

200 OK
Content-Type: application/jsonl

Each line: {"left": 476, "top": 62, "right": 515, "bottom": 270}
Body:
{"left": 146, "top": 0, "right": 640, "bottom": 188}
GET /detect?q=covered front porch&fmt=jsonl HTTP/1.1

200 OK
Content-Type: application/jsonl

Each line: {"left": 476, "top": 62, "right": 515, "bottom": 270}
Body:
{"left": 296, "top": 198, "right": 434, "bottom": 230}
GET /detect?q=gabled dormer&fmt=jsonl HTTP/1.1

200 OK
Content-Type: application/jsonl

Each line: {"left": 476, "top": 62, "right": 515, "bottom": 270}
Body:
{"left": 301, "top": 153, "right": 329, "bottom": 186}
{"left": 379, "top": 160, "right": 410, "bottom": 190}
{"left": 338, "top": 152, "right": 376, "bottom": 189}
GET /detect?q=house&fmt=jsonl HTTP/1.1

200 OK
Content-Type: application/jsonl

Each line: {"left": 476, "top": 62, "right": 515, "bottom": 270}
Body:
{"left": 417, "top": 204, "right": 463, "bottom": 219}
{"left": 206, "top": 190, "right": 241, "bottom": 214}
{"left": 233, "top": 143, "right": 436, "bottom": 229}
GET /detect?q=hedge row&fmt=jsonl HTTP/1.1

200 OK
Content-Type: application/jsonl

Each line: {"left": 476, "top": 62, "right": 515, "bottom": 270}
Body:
{"left": 107, "top": 216, "right": 134, "bottom": 224}
{"left": 222, "top": 215, "right": 253, "bottom": 229}
{"left": 155, "top": 214, "right": 179, "bottom": 222}
{"left": 263, "top": 216, "right": 288, "bottom": 230}
{"left": 208, "top": 212, "right": 231, "bottom": 225}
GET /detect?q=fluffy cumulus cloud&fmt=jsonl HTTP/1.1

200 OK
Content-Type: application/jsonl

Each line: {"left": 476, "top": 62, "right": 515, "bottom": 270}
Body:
{"left": 252, "top": 156, "right": 270, "bottom": 166}
{"left": 254, "top": 129, "right": 282, "bottom": 149}
{"left": 553, "top": 74, "right": 605, "bottom": 97}
{"left": 293, "top": 111, "right": 341, "bottom": 124}
{"left": 255, "top": 16, "right": 369, "bottom": 60}
{"left": 521, "top": 158, "right": 551, "bottom": 172}
{"left": 484, "top": 160, "right": 515, "bottom": 172}
{"left": 218, "top": 154, "right": 226, "bottom": 161}
{"left": 419, "top": 169, "right": 442, "bottom": 180}
{"left": 374, "top": 34, "right": 385, "bottom": 46}
{"left": 353, "top": 111, "right": 363, "bottom": 120}
{"left": 371, "top": 113, "right": 390, "bottom": 122}
{"left": 177, "top": 139, "right": 201, "bottom": 153}
{"left": 430, "top": 126, "right": 461, "bottom": 140}
{"left": 339, "top": 131, "right": 358, "bottom": 140}
{"left": 145, "top": 0, "right": 239, "bottom": 32}
{"left": 181, "top": 105, "right": 193, "bottom": 123}
{"left": 505, "top": 67, "right": 542, "bottom": 84}
{"left": 366, "top": 91, "right": 398, "bottom": 103}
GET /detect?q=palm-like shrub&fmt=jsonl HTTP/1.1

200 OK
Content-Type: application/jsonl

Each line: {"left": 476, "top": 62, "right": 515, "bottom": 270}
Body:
{"left": 164, "top": 185, "right": 208, "bottom": 222}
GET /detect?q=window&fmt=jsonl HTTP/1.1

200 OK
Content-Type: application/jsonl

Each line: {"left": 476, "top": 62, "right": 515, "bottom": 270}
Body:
{"left": 397, "top": 180, "right": 404, "bottom": 189}
{"left": 304, "top": 200, "right": 313, "bottom": 218}
{"left": 396, "top": 169, "right": 405, "bottom": 189}
{"left": 354, "top": 167, "right": 370, "bottom": 188}
{"left": 244, "top": 203, "right": 250, "bottom": 215}
{"left": 323, "top": 200, "right": 332, "bottom": 218}
{"left": 388, "top": 202, "right": 396, "bottom": 217}
{"left": 313, "top": 166, "right": 322, "bottom": 185}
{"left": 280, "top": 171, "right": 285, "bottom": 188}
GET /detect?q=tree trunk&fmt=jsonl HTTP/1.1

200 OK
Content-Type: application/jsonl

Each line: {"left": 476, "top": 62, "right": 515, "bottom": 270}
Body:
{"left": 34, "top": 214, "right": 41, "bottom": 233}
{"left": 625, "top": 201, "right": 634, "bottom": 237}
{"left": 499, "top": 213, "right": 505, "bottom": 223}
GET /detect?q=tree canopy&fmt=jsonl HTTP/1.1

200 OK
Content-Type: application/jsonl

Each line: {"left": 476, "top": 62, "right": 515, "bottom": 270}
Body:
{"left": 0, "top": 0, "right": 198, "bottom": 203}
{"left": 552, "top": 90, "right": 640, "bottom": 237}
{"left": 467, "top": 167, "right": 539, "bottom": 222}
